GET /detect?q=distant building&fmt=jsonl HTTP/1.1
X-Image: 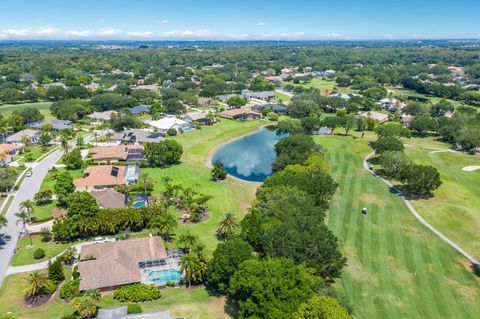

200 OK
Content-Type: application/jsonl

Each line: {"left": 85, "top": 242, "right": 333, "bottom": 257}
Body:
{"left": 88, "top": 111, "right": 117, "bottom": 122}
{"left": 197, "top": 97, "right": 213, "bottom": 107}
{"left": 90, "top": 189, "right": 126, "bottom": 209}
{"left": 253, "top": 103, "right": 287, "bottom": 114}
{"left": 184, "top": 111, "right": 208, "bottom": 123}
{"left": 110, "top": 129, "right": 165, "bottom": 144}
{"left": 78, "top": 236, "right": 181, "bottom": 291}
{"left": 241, "top": 89, "right": 276, "bottom": 101}
{"left": 358, "top": 111, "right": 389, "bottom": 123}
{"left": 219, "top": 108, "right": 262, "bottom": 120}
{"left": 96, "top": 307, "right": 171, "bottom": 319}
{"left": 217, "top": 94, "right": 239, "bottom": 103}
{"left": 73, "top": 165, "right": 138, "bottom": 191}
{"left": 329, "top": 92, "right": 356, "bottom": 100}
{"left": 0, "top": 144, "right": 19, "bottom": 166}
{"left": 134, "top": 84, "right": 159, "bottom": 91}
{"left": 147, "top": 118, "right": 191, "bottom": 133}
{"left": 6, "top": 129, "right": 41, "bottom": 145}
{"left": 26, "top": 118, "right": 73, "bottom": 131}
{"left": 129, "top": 105, "right": 151, "bottom": 115}
{"left": 88, "top": 145, "right": 144, "bottom": 162}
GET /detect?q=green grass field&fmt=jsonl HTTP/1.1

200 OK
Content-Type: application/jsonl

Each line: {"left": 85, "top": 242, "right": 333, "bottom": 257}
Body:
{"left": 141, "top": 119, "right": 265, "bottom": 249}
{"left": 298, "top": 78, "right": 336, "bottom": 91}
{"left": 388, "top": 87, "right": 476, "bottom": 109}
{"left": 405, "top": 148, "right": 480, "bottom": 260}
{"left": 315, "top": 133, "right": 480, "bottom": 319}
{"left": 10, "top": 235, "right": 70, "bottom": 267}
{"left": 0, "top": 102, "right": 53, "bottom": 119}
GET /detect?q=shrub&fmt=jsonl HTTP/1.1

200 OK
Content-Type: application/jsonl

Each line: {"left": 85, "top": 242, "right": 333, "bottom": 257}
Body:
{"left": 44, "top": 279, "right": 57, "bottom": 295}
{"left": 113, "top": 283, "right": 161, "bottom": 302}
{"left": 48, "top": 260, "right": 65, "bottom": 284}
{"left": 166, "top": 128, "right": 177, "bottom": 136}
{"left": 165, "top": 281, "right": 176, "bottom": 287}
{"left": 127, "top": 304, "right": 143, "bottom": 314}
{"left": 34, "top": 248, "right": 46, "bottom": 260}
{"left": 267, "top": 112, "right": 279, "bottom": 121}
{"left": 60, "top": 279, "right": 81, "bottom": 299}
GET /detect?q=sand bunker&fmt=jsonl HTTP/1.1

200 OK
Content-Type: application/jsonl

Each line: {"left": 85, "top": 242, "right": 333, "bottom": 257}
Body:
{"left": 462, "top": 166, "right": 480, "bottom": 172}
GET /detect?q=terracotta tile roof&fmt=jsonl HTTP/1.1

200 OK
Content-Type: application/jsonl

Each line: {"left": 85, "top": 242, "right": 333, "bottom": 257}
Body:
{"left": 0, "top": 144, "right": 19, "bottom": 154}
{"left": 219, "top": 108, "right": 261, "bottom": 118}
{"left": 89, "top": 145, "right": 144, "bottom": 161}
{"left": 90, "top": 189, "right": 126, "bottom": 209}
{"left": 78, "top": 237, "right": 167, "bottom": 291}
{"left": 73, "top": 165, "right": 126, "bottom": 188}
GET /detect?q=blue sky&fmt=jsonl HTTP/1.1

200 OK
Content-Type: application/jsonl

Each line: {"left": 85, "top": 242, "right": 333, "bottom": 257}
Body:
{"left": 0, "top": 0, "right": 479, "bottom": 40}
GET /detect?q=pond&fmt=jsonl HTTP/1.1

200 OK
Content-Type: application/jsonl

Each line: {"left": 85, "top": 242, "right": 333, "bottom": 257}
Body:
{"left": 212, "top": 126, "right": 287, "bottom": 182}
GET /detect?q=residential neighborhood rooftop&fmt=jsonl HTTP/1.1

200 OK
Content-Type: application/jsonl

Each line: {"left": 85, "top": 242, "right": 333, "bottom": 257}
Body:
{"left": 78, "top": 236, "right": 167, "bottom": 291}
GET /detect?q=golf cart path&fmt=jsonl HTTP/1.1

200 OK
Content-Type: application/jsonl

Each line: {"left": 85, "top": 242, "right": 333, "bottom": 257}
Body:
{"left": 363, "top": 151, "right": 479, "bottom": 266}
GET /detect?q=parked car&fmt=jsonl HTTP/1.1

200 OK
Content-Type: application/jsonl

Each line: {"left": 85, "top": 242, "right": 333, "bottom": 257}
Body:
{"left": 94, "top": 237, "right": 107, "bottom": 244}
{"left": 25, "top": 170, "right": 33, "bottom": 177}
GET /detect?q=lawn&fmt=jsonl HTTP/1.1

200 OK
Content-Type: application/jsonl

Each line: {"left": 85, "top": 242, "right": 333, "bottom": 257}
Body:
{"left": 10, "top": 235, "right": 71, "bottom": 267}
{"left": 275, "top": 91, "right": 291, "bottom": 102}
{"left": 301, "top": 78, "right": 336, "bottom": 90}
{"left": 405, "top": 148, "right": 480, "bottom": 260}
{"left": 0, "top": 102, "right": 53, "bottom": 119}
{"left": 388, "top": 87, "right": 475, "bottom": 109}
{"left": 141, "top": 118, "right": 266, "bottom": 249}
{"left": 14, "top": 145, "right": 57, "bottom": 164}
{"left": 0, "top": 273, "right": 226, "bottom": 319}
{"left": 99, "top": 287, "right": 228, "bottom": 319}
{"left": 31, "top": 201, "right": 57, "bottom": 222}
{"left": 0, "top": 267, "right": 75, "bottom": 319}
{"left": 315, "top": 133, "right": 480, "bottom": 319}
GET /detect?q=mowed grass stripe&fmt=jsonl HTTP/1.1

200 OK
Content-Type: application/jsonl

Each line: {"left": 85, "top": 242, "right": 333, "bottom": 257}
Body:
{"left": 315, "top": 135, "right": 479, "bottom": 319}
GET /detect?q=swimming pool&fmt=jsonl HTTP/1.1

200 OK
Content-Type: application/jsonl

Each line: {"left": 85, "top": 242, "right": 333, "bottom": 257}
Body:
{"left": 133, "top": 201, "right": 145, "bottom": 208}
{"left": 145, "top": 269, "right": 182, "bottom": 285}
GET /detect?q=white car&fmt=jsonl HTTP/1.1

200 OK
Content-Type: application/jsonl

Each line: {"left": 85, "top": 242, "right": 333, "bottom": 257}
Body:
{"left": 25, "top": 170, "right": 33, "bottom": 177}
{"left": 93, "top": 237, "right": 107, "bottom": 244}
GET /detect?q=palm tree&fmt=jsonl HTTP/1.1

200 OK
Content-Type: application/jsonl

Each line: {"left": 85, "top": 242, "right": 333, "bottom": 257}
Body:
{"left": 216, "top": 212, "right": 239, "bottom": 240}
{"left": 148, "top": 211, "right": 178, "bottom": 241}
{"left": 15, "top": 211, "right": 32, "bottom": 246}
{"left": 180, "top": 248, "right": 207, "bottom": 288}
{"left": 24, "top": 271, "right": 49, "bottom": 301}
{"left": 20, "top": 199, "right": 34, "bottom": 223}
{"left": 0, "top": 215, "right": 7, "bottom": 229}
{"left": 176, "top": 231, "right": 198, "bottom": 251}
{"left": 60, "top": 136, "right": 69, "bottom": 154}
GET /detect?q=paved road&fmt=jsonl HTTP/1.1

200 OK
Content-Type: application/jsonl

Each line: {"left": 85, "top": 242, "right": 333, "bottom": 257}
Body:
{"left": 0, "top": 133, "right": 95, "bottom": 287}
{"left": 0, "top": 149, "right": 63, "bottom": 287}
{"left": 363, "top": 151, "right": 479, "bottom": 266}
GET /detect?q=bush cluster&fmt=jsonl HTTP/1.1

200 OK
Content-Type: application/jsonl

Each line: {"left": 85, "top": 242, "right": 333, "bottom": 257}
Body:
{"left": 113, "top": 283, "right": 161, "bottom": 302}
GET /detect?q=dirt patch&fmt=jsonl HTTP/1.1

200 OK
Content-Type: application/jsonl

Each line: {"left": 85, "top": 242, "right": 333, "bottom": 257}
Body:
{"left": 343, "top": 245, "right": 380, "bottom": 287}
{"left": 170, "top": 296, "right": 229, "bottom": 319}
{"left": 360, "top": 193, "right": 382, "bottom": 205}
{"left": 462, "top": 166, "right": 480, "bottom": 172}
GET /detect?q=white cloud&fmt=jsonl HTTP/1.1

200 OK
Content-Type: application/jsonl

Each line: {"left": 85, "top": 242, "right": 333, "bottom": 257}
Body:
{"left": 224, "top": 33, "right": 249, "bottom": 39}
{"left": 318, "top": 32, "right": 341, "bottom": 38}
{"left": 1, "top": 29, "right": 29, "bottom": 37}
{"left": 279, "top": 32, "right": 304, "bottom": 37}
{"left": 65, "top": 30, "right": 91, "bottom": 37}
{"left": 35, "top": 27, "right": 59, "bottom": 36}
{"left": 97, "top": 28, "right": 122, "bottom": 36}
{"left": 256, "top": 22, "right": 265, "bottom": 26}
{"left": 127, "top": 31, "right": 153, "bottom": 38}
{"left": 160, "top": 19, "right": 169, "bottom": 24}
{"left": 161, "top": 29, "right": 213, "bottom": 38}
